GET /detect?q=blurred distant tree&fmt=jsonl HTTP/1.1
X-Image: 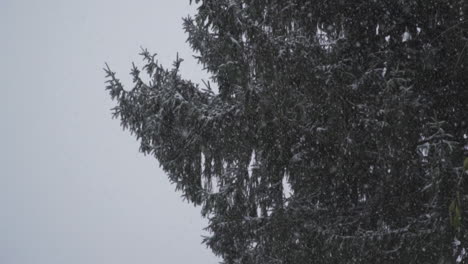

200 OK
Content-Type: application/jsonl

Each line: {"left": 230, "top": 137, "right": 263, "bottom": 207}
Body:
{"left": 105, "top": 0, "right": 468, "bottom": 263}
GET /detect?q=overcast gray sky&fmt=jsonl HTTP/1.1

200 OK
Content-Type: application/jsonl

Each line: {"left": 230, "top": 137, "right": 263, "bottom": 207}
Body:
{"left": 0, "top": 0, "right": 219, "bottom": 263}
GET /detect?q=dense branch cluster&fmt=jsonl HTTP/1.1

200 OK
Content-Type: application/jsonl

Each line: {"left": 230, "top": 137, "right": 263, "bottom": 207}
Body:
{"left": 106, "top": 1, "right": 468, "bottom": 263}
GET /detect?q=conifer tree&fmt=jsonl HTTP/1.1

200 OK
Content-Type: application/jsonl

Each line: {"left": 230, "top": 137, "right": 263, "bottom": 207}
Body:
{"left": 105, "top": 1, "right": 468, "bottom": 262}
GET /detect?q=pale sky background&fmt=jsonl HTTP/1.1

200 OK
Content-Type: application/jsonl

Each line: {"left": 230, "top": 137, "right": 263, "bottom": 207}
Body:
{"left": 0, "top": 0, "right": 219, "bottom": 263}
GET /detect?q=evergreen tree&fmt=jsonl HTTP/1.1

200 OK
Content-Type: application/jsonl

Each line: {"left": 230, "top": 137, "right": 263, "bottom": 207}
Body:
{"left": 105, "top": 1, "right": 468, "bottom": 263}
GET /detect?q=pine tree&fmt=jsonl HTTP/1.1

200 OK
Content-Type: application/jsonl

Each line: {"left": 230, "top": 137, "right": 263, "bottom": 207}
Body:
{"left": 105, "top": 1, "right": 468, "bottom": 263}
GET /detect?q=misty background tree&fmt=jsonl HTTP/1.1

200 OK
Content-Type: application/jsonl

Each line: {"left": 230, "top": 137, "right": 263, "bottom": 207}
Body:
{"left": 105, "top": 0, "right": 468, "bottom": 263}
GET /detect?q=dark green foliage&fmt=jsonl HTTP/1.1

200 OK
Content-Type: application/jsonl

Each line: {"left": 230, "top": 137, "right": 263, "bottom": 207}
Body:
{"left": 105, "top": 1, "right": 468, "bottom": 263}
